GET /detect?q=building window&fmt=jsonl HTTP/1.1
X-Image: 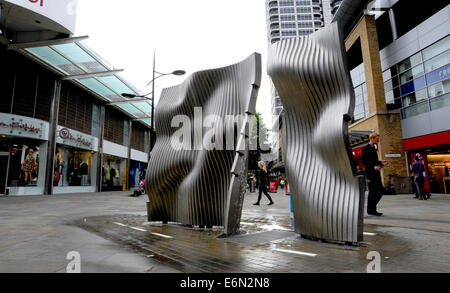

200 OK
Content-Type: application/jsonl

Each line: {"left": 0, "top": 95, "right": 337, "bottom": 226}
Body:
{"left": 279, "top": 0, "right": 294, "bottom": 6}
{"left": 422, "top": 35, "right": 450, "bottom": 62}
{"left": 297, "top": 14, "right": 312, "bottom": 20}
{"left": 400, "top": 76, "right": 427, "bottom": 96}
{"left": 296, "top": 7, "right": 312, "bottom": 13}
{"left": 281, "top": 30, "right": 297, "bottom": 36}
{"left": 399, "top": 64, "right": 425, "bottom": 85}
{"left": 354, "top": 83, "right": 369, "bottom": 122}
{"left": 397, "top": 52, "right": 423, "bottom": 74}
{"left": 298, "top": 22, "right": 313, "bottom": 28}
{"left": 280, "top": 15, "right": 296, "bottom": 21}
{"left": 280, "top": 7, "right": 295, "bottom": 13}
{"left": 402, "top": 101, "right": 430, "bottom": 119}
{"left": 402, "top": 88, "right": 428, "bottom": 107}
{"left": 424, "top": 50, "right": 450, "bottom": 74}
{"left": 281, "top": 22, "right": 297, "bottom": 29}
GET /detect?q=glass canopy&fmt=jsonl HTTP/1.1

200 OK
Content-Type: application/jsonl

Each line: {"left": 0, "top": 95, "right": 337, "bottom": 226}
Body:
{"left": 20, "top": 40, "right": 152, "bottom": 127}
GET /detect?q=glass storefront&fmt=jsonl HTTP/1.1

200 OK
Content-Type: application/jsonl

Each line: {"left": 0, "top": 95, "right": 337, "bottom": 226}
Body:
{"left": 3, "top": 138, "right": 48, "bottom": 195}
{"left": 426, "top": 153, "right": 450, "bottom": 194}
{"left": 129, "top": 160, "right": 147, "bottom": 188}
{"left": 407, "top": 147, "right": 450, "bottom": 194}
{"left": 54, "top": 146, "right": 95, "bottom": 188}
{"left": 102, "top": 155, "right": 127, "bottom": 192}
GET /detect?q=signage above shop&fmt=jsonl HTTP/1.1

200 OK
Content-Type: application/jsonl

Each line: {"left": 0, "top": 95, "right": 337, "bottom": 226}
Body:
{"left": 3, "top": 0, "right": 78, "bottom": 34}
{"left": 0, "top": 113, "right": 49, "bottom": 140}
{"left": 56, "top": 126, "right": 98, "bottom": 152}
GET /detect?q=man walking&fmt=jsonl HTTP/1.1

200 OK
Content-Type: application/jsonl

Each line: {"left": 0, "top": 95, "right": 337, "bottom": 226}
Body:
{"left": 362, "top": 132, "right": 389, "bottom": 216}
{"left": 411, "top": 154, "right": 428, "bottom": 200}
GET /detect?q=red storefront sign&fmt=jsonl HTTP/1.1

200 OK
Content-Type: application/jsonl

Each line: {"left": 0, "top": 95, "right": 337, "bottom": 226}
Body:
{"left": 403, "top": 130, "right": 450, "bottom": 151}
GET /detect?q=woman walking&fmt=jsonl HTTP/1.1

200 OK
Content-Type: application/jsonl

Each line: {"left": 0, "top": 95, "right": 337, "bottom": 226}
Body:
{"left": 254, "top": 161, "right": 274, "bottom": 206}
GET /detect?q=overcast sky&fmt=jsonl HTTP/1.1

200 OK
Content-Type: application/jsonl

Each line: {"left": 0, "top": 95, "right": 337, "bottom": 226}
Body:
{"left": 75, "top": 0, "right": 274, "bottom": 136}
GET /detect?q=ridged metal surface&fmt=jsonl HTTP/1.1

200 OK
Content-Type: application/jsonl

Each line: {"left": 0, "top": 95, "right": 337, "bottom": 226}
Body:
{"left": 146, "top": 53, "right": 261, "bottom": 230}
{"left": 267, "top": 22, "right": 364, "bottom": 243}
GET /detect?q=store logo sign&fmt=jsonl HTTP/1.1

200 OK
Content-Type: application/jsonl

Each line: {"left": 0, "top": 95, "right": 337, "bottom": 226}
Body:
{"left": 58, "top": 128, "right": 93, "bottom": 149}
{"left": 0, "top": 113, "right": 47, "bottom": 140}
{"left": 57, "top": 126, "right": 97, "bottom": 151}
{"left": 59, "top": 128, "right": 70, "bottom": 139}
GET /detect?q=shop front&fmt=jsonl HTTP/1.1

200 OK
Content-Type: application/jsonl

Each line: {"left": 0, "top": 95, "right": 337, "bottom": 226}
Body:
{"left": 102, "top": 141, "right": 128, "bottom": 192}
{"left": 0, "top": 113, "right": 49, "bottom": 196}
{"left": 129, "top": 149, "right": 148, "bottom": 189}
{"left": 404, "top": 130, "right": 450, "bottom": 194}
{"left": 53, "top": 126, "right": 98, "bottom": 194}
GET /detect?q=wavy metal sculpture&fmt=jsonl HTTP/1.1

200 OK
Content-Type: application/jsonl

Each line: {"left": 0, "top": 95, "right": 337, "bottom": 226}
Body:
{"left": 146, "top": 53, "right": 261, "bottom": 235}
{"left": 268, "top": 22, "right": 364, "bottom": 244}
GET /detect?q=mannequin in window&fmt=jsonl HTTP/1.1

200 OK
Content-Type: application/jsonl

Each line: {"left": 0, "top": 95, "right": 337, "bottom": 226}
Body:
{"left": 135, "top": 163, "right": 141, "bottom": 188}
{"left": 105, "top": 159, "right": 112, "bottom": 190}
{"left": 53, "top": 152, "right": 62, "bottom": 186}
{"left": 23, "top": 148, "right": 35, "bottom": 186}
{"left": 80, "top": 160, "right": 89, "bottom": 186}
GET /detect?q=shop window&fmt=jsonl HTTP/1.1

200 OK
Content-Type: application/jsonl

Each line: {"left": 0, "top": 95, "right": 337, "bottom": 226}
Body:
{"left": 7, "top": 139, "right": 42, "bottom": 187}
{"left": 102, "top": 156, "right": 127, "bottom": 191}
{"left": 53, "top": 146, "right": 94, "bottom": 187}
{"left": 129, "top": 161, "right": 147, "bottom": 188}
{"left": 426, "top": 153, "right": 450, "bottom": 194}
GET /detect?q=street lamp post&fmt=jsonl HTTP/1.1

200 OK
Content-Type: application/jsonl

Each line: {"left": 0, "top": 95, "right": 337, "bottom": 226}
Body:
{"left": 121, "top": 52, "right": 185, "bottom": 152}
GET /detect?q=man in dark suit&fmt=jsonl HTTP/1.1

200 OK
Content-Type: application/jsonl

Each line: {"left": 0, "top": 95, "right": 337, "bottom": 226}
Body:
{"left": 362, "top": 132, "right": 389, "bottom": 216}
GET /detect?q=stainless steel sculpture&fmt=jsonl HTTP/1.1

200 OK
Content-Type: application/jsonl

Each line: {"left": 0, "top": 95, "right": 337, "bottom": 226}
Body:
{"left": 268, "top": 22, "right": 364, "bottom": 244}
{"left": 146, "top": 53, "right": 261, "bottom": 234}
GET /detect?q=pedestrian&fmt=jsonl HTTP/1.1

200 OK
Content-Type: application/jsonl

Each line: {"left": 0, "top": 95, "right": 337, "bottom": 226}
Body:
{"left": 362, "top": 132, "right": 389, "bottom": 216}
{"left": 253, "top": 161, "right": 274, "bottom": 206}
{"left": 280, "top": 177, "right": 285, "bottom": 190}
{"left": 411, "top": 154, "right": 427, "bottom": 200}
{"left": 419, "top": 156, "right": 432, "bottom": 199}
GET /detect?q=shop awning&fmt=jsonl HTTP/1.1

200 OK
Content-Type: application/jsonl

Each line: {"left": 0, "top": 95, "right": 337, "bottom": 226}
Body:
{"left": 8, "top": 36, "right": 152, "bottom": 128}
{"left": 349, "top": 130, "right": 371, "bottom": 147}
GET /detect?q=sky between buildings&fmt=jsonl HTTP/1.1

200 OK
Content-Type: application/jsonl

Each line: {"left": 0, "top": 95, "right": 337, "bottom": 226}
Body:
{"left": 76, "top": 0, "right": 274, "bottom": 138}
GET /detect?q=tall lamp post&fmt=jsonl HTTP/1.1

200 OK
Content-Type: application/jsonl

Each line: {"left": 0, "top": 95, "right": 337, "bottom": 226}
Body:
{"left": 121, "top": 53, "right": 185, "bottom": 152}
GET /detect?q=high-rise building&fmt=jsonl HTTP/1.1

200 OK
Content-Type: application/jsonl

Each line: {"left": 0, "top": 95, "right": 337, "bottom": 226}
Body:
{"left": 265, "top": 0, "right": 336, "bottom": 164}
{"left": 266, "top": 0, "right": 336, "bottom": 122}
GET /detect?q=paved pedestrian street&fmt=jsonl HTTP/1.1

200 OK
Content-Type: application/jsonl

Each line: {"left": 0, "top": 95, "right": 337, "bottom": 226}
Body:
{"left": 0, "top": 190, "right": 449, "bottom": 273}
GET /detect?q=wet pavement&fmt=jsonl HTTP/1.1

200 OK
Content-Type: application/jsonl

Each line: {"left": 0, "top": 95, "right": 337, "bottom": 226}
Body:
{"left": 1, "top": 190, "right": 449, "bottom": 273}
{"left": 73, "top": 191, "right": 450, "bottom": 273}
